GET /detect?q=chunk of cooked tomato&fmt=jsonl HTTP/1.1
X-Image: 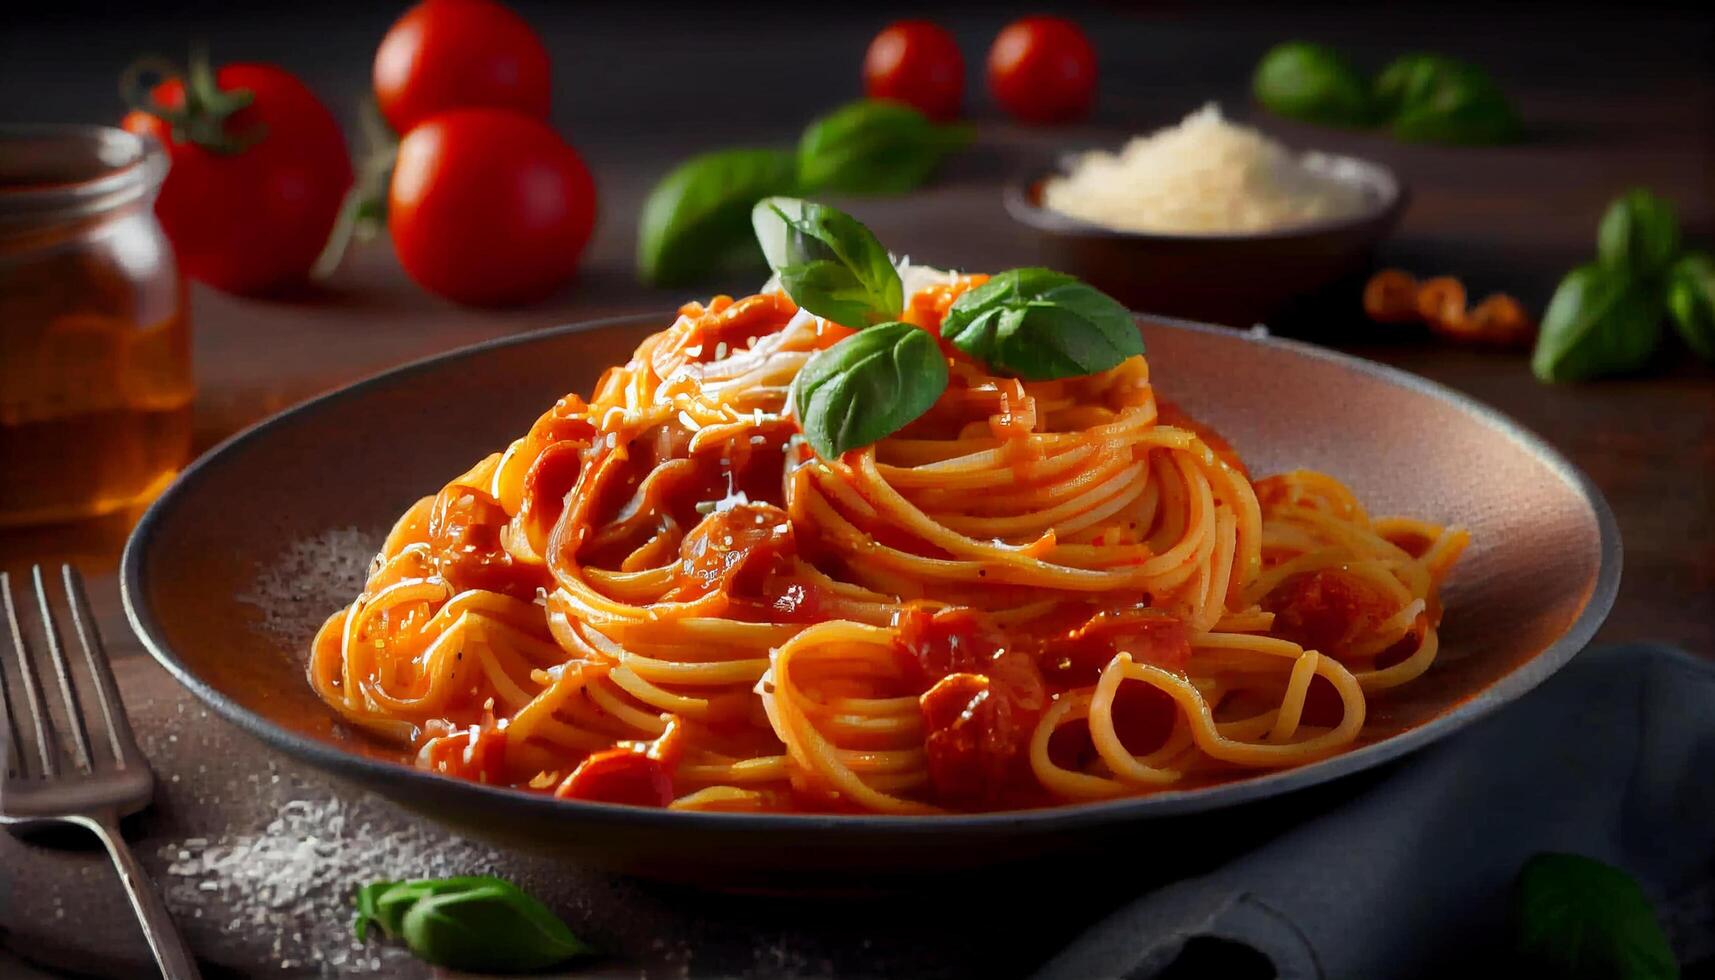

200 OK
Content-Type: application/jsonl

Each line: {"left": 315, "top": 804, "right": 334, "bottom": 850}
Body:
{"left": 428, "top": 484, "right": 543, "bottom": 598}
{"left": 669, "top": 502, "right": 796, "bottom": 602}
{"left": 895, "top": 605, "right": 1046, "bottom": 807}
{"left": 419, "top": 727, "right": 508, "bottom": 784}
{"left": 1262, "top": 569, "right": 1393, "bottom": 656}
{"left": 554, "top": 748, "right": 674, "bottom": 807}
{"left": 1040, "top": 608, "right": 1190, "bottom": 689}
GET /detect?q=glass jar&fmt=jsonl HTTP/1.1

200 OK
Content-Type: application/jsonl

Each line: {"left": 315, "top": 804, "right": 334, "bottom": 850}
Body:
{"left": 0, "top": 125, "right": 192, "bottom": 527}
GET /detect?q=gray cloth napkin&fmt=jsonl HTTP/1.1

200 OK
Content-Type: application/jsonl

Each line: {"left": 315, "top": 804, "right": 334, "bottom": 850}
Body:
{"left": 1035, "top": 644, "right": 1715, "bottom": 980}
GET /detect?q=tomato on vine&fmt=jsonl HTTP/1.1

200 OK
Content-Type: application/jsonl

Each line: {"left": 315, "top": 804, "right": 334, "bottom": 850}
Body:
{"left": 121, "top": 52, "right": 352, "bottom": 295}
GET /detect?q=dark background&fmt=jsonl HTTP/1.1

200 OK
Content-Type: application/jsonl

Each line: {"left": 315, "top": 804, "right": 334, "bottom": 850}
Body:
{"left": 1, "top": 2, "right": 1713, "bottom": 977}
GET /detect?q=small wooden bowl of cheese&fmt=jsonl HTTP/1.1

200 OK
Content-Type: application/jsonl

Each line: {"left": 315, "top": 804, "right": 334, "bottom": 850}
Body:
{"left": 1005, "top": 105, "right": 1406, "bottom": 329}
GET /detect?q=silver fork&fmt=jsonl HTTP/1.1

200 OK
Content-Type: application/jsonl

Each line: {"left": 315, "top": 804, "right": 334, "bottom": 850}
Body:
{"left": 1, "top": 565, "right": 200, "bottom": 980}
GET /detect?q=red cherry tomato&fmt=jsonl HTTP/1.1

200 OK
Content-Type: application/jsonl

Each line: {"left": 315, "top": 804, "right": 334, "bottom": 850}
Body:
{"left": 862, "top": 19, "right": 965, "bottom": 122}
{"left": 373, "top": 0, "right": 551, "bottom": 135}
{"left": 121, "top": 63, "right": 352, "bottom": 295}
{"left": 986, "top": 16, "right": 1098, "bottom": 124}
{"left": 388, "top": 108, "right": 595, "bottom": 307}
{"left": 555, "top": 748, "right": 674, "bottom": 807}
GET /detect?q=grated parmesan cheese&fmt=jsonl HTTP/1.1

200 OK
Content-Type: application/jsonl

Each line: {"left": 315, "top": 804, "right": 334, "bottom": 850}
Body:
{"left": 1041, "top": 104, "right": 1369, "bottom": 235}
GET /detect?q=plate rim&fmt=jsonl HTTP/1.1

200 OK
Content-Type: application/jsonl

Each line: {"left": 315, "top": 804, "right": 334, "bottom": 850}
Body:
{"left": 121, "top": 310, "right": 1622, "bottom": 835}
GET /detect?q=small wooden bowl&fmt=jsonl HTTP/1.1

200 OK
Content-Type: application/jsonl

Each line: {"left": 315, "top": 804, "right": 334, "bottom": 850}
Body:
{"left": 1006, "top": 152, "right": 1408, "bottom": 328}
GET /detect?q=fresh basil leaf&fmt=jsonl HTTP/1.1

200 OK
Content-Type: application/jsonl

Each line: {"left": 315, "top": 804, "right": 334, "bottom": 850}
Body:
{"left": 1252, "top": 41, "right": 1373, "bottom": 127}
{"left": 1515, "top": 853, "right": 1679, "bottom": 980}
{"left": 400, "top": 879, "right": 593, "bottom": 973}
{"left": 1531, "top": 263, "right": 1664, "bottom": 382}
{"left": 353, "top": 876, "right": 509, "bottom": 941}
{"left": 940, "top": 268, "right": 1142, "bottom": 380}
{"left": 637, "top": 148, "right": 800, "bottom": 286}
{"left": 1375, "top": 53, "right": 1521, "bottom": 144}
{"left": 353, "top": 881, "right": 388, "bottom": 942}
{"left": 797, "top": 99, "right": 971, "bottom": 195}
{"left": 355, "top": 876, "right": 594, "bottom": 972}
{"left": 1598, "top": 188, "right": 1682, "bottom": 280}
{"left": 792, "top": 321, "right": 947, "bottom": 458}
{"left": 1667, "top": 251, "right": 1715, "bottom": 362}
{"left": 752, "top": 197, "right": 903, "bottom": 326}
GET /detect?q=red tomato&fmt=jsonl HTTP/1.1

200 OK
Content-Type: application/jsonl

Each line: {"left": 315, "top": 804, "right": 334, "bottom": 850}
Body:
{"left": 986, "top": 16, "right": 1098, "bottom": 124}
{"left": 388, "top": 108, "right": 595, "bottom": 306}
{"left": 373, "top": 0, "right": 551, "bottom": 134}
{"left": 121, "top": 63, "right": 351, "bottom": 295}
{"left": 863, "top": 19, "right": 965, "bottom": 122}
{"left": 555, "top": 749, "right": 674, "bottom": 807}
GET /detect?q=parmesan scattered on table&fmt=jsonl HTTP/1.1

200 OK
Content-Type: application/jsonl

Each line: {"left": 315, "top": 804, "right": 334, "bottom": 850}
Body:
{"left": 1041, "top": 104, "right": 1370, "bottom": 235}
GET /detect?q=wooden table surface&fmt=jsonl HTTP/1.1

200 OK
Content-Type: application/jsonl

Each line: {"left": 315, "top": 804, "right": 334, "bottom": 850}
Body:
{"left": 1, "top": 2, "right": 1712, "bottom": 977}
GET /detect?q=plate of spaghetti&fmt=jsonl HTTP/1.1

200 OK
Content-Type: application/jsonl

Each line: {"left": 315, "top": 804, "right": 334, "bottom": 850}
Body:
{"left": 124, "top": 201, "right": 1617, "bottom": 884}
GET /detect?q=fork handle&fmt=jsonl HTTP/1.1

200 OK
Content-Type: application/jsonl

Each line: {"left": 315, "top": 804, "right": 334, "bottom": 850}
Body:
{"left": 71, "top": 813, "right": 203, "bottom": 980}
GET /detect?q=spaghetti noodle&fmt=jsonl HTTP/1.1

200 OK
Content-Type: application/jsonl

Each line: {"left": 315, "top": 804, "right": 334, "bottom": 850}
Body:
{"left": 309, "top": 274, "right": 1467, "bottom": 814}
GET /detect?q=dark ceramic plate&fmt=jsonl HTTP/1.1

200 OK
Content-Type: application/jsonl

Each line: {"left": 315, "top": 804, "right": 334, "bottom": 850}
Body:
{"left": 1006, "top": 152, "right": 1407, "bottom": 328}
{"left": 122, "top": 313, "right": 1617, "bottom": 888}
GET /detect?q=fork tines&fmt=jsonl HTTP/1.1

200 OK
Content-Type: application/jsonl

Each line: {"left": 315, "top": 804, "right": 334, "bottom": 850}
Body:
{"left": 1, "top": 565, "right": 137, "bottom": 783}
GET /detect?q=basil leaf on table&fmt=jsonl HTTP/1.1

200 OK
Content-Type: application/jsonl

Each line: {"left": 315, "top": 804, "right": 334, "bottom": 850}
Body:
{"left": 1597, "top": 188, "right": 1682, "bottom": 280}
{"left": 1531, "top": 263, "right": 1664, "bottom": 382}
{"left": 797, "top": 99, "right": 971, "bottom": 194}
{"left": 940, "top": 268, "right": 1142, "bottom": 380}
{"left": 1252, "top": 41, "right": 1373, "bottom": 127}
{"left": 1374, "top": 53, "right": 1521, "bottom": 144}
{"left": 637, "top": 148, "right": 800, "bottom": 286}
{"left": 354, "top": 875, "right": 595, "bottom": 972}
{"left": 354, "top": 878, "right": 474, "bottom": 940}
{"left": 1514, "top": 853, "right": 1679, "bottom": 980}
{"left": 1666, "top": 251, "right": 1715, "bottom": 362}
{"left": 792, "top": 321, "right": 948, "bottom": 458}
{"left": 752, "top": 197, "right": 903, "bottom": 326}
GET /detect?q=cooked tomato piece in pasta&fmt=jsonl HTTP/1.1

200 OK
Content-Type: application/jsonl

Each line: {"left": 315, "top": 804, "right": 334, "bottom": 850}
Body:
{"left": 555, "top": 749, "right": 674, "bottom": 807}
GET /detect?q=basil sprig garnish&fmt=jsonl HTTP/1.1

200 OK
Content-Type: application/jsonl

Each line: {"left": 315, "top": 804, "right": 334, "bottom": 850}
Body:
{"left": 354, "top": 875, "right": 595, "bottom": 972}
{"left": 939, "top": 268, "right": 1142, "bottom": 380}
{"left": 752, "top": 196, "right": 902, "bottom": 327}
{"left": 756, "top": 201, "right": 1143, "bottom": 459}
{"left": 792, "top": 321, "right": 948, "bottom": 458}
{"left": 1513, "top": 853, "right": 1678, "bottom": 980}
{"left": 637, "top": 148, "right": 800, "bottom": 286}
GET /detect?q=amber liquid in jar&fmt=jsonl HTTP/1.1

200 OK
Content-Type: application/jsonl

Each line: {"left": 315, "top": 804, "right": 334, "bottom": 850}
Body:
{"left": 0, "top": 126, "right": 192, "bottom": 527}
